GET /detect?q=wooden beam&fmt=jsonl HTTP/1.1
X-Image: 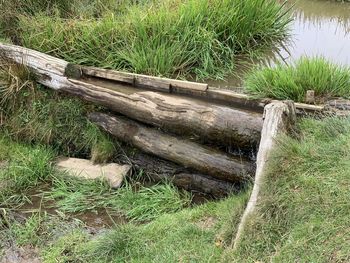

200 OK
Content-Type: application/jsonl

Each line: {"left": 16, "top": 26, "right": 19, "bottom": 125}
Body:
{"left": 89, "top": 112, "right": 255, "bottom": 183}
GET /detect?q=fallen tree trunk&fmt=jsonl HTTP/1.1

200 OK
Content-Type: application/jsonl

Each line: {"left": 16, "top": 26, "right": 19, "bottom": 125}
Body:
{"left": 89, "top": 112, "right": 254, "bottom": 183}
{"left": 129, "top": 152, "right": 236, "bottom": 196}
{"left": 0, "top": 43, "right": 263, "bottom": 148}
{"left": 232, "top": 101, "right": 296, "bottom": 249}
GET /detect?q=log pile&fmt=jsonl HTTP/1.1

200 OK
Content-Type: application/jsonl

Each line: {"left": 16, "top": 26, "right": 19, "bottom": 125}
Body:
{"left": 0, "top": 43, "right": 280, "bottom": 195}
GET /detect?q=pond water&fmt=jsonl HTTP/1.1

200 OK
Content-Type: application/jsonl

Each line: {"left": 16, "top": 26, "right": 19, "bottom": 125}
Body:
{"left": 209, "top": 0, "right": 350, "bottom": 89}
{"left": 281, "top": 0, "right": 350, "bottom": 65}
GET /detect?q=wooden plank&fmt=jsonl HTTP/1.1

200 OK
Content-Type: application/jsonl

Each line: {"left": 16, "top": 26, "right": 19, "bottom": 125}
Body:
{"left": 0, "top": 43, "right": 263, "bottom": 148}
{"left": 80, "top": 65, "right": 208, "bottom": 92}
{"left": 81, "top": 66, "right": 135, "bottom": 84}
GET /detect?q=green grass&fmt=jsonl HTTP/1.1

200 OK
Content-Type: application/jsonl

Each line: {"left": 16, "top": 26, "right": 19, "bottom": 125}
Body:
{"left": 244, "top": 57, "right": 350, "bottom": 103}
{"left": 40, "top": 192, "right": 249, "bottom": 263}
{"left": 44, "top": 174, "right": 192, "bottom": 222}
{"left": 0, "top": 58, "right": 116, "bottom": 161}
{"left": 11, "top": 0, "right": 291, "bottom": 80}
{"left": 225, "top": 116, "right": 350, "bottom": 262}
{"left": 0, "top": 138, "right": 54, "bottom": 208}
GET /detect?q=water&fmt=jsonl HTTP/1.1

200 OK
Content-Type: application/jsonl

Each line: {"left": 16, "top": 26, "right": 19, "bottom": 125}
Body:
{"left": 210, "top": 0, "right": 350, "bottom": 88}
{"left": 281, "top": 0, "right": 350, "bottom": 65}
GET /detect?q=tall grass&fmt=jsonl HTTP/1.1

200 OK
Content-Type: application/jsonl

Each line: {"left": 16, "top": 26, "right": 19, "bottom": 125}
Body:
{"left": 15, "top": 0, "right": 291, "bottom": 79}
{"left": 244, "top": 57, "right": 350, "bottom": 102}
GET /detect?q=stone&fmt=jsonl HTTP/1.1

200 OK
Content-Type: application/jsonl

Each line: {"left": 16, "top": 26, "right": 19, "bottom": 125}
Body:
{"left": 305, "top": 90, "right": 315, "bottom": 104}
{"left": 56, "top": 158, "right": 131, "bottom": 188}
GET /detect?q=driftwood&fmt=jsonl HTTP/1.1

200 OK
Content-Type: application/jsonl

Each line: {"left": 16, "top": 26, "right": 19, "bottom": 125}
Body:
{"left": 232, "top": 101, "right": 296, "bottom": 249}
{"left": 0, "top": 43, "right": 263, "bottom": 148}
{"left": 129, "top": 152, "right": 236, "bottom": 196}
{"left": 89, "top": 112, "right": 254, "bottom": 183}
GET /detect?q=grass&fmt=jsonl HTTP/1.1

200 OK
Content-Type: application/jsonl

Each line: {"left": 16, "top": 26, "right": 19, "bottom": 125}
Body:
{"left": 244, "top": 57, "right": 350, "bottom": 103}
{"left": 0, "top": 138, "right": 54, "bottom": 208}
{"left": 9, "top": 0, "right": 292, "bottom": 80}
{"left": 0, "top": 58, "right": 116, "bottom": 161}
{"left": 225, "top": 116, "right": 350, "bottom": 262}
{"left": 44, "top": 174, "right": 192, "bottom": 222}
{"left": 41, "top": 192, "right": 249, "bottom": 263}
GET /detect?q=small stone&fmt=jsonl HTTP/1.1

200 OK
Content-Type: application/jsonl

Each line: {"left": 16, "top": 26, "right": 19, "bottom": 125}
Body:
{"left": 305, "top": 90, "right": 315, "bottom": 104}
{"left": 56, "top": 158, "right": 131, "bottom": 188}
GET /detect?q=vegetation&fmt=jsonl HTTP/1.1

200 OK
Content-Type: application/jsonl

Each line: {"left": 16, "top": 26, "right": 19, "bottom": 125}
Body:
{"left": 244, "top": 57, "right": 350, "bottom": 102}
{"left": 0, "top": 0, "right": 291, "bottom": 80}
{"left": 44, "top": 175, "right": 192, "bottom": 221}
{"left": 225, "top": 116, "right": 350, "bottom": 262}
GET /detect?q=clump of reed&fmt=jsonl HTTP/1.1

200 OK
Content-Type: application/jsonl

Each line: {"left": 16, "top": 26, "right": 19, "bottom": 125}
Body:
{"left": 12, "top": 0, "right": 291, "bottom": 80}
{"left": 244, "top": 57, "right": 350, "bottom": 103}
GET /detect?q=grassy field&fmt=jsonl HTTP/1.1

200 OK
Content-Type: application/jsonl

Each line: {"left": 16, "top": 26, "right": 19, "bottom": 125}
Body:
{"left": 0, "top": 0, "right": 291, "bottom": 80}
{"left": 244, "top": 57, "right": 350, "bottom": 103}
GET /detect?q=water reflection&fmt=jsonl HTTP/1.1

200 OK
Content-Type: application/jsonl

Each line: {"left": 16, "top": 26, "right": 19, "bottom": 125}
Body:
{"left": 210, "top": 0, "right": 350, "bottom": 88}
{"left": 280, "top": 0, "right": 350, "bottom": 65}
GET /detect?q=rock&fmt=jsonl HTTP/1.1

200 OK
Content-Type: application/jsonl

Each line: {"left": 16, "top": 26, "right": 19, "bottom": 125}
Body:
{"left": 305, "top": 90, "right": 315, "bottom": 104}
{"left": 56, "top": 158, "right": 131, "bottom": 188}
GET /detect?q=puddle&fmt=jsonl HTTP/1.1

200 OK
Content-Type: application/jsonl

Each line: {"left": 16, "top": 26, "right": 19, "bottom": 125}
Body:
{"left": 18, "top": 186, "right": 126, "bottom": 229}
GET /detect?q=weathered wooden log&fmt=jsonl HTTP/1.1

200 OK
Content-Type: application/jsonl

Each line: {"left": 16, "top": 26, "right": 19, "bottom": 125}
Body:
{"left": 129, "top": 152, "right": 236, "bottom": 196}
{"left": 233, "top": 101, "right": 296, "bottom": 249}
{"left": 0, "top": 43, "right": 263, "bottom": 148}
{"left": 81, "top": 66, "right": 209, "bottom": 92}
{"left": 88, "top": 112, "right": 254, "bottom": 183}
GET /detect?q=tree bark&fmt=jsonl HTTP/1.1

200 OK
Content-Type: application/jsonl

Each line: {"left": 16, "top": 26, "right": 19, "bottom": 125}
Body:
{"left": 0, "top": 43, "right": 263, "bottom": 148}
{"left": 89, "top": 112, "right": 255, "bottom": 183}
{"left": 129, "top": 152, "right": 236, "bottom": 196}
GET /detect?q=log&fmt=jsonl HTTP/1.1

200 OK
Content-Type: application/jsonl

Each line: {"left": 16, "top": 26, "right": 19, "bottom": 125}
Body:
{"left": 233, "top": 101, "right": 296, "bottom": 249}
{"left": 0, "top": 43, "right": 263, "bottom": 148}
{"left": 129, "top": 152, "right": 236, "bottom": 196}
{"left": 88, "top": 112, "right": 254, "bottom": 183}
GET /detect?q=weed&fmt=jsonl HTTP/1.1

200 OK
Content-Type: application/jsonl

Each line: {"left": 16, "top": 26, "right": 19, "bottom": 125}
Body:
{"left": 86, "top": 192, "right": 249, "bottom": 262}
{"left": 15, "top": 0, "right": 291, "bottom": 80}
{"left": 41, "top": 230, "right": 88, "bottom": 263}
{"left": 244, "top": 57, "right": 350, "bottom": 102}
{"left": 44, "top": 174, "right": 192, "bottom": 221}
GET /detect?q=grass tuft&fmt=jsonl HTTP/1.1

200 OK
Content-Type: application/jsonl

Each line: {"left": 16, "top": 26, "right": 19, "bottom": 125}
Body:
{"left": 44, "top": 174, "right": 192, "bottom": 222}
{"left": 244, "top": 57, "right": 350, "bottom": 102}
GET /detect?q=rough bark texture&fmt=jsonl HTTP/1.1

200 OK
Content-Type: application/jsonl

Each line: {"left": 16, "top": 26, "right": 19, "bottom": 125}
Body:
{"left": 0, "top": 43, "right": 263, "bottom": 148}
{"left": 232, "top": 101, "right": 296, "bottom": 249}
{"left": 89, "top": 112, "right": 254, "bottom": 183}
{"left": 129, "top": 152, "right": 236, "bottom": 196}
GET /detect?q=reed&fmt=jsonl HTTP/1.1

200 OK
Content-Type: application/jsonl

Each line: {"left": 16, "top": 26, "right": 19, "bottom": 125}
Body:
{"left": 244, "top": 57, "right": 350, "bottom": 102}
{"left": 13, "top": 0, "right": 291, "bottom": 79}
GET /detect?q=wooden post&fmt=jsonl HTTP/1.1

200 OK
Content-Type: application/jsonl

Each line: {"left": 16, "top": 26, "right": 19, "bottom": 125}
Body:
{"left": 232, "top": 101, "right": 296, "bottom": 249}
